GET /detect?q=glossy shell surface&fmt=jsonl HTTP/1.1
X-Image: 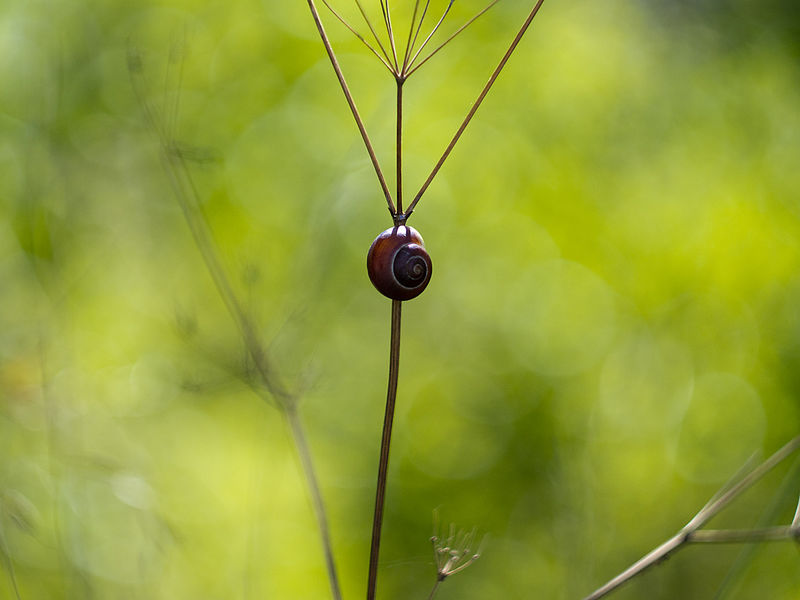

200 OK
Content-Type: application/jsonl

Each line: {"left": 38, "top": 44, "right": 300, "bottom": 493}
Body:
{"left": 366, "top": 226, "right": 432, "bottom": 301}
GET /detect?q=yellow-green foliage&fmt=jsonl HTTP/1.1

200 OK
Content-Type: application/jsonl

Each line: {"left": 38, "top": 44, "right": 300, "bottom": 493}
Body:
{"left": 1, "top": 1, "right": 799, "bottom": 598}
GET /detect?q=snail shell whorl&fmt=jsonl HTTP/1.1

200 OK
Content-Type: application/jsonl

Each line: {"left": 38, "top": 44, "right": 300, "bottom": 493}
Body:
{"left": 367, "top": 226, "right": 432, "bottom": 301}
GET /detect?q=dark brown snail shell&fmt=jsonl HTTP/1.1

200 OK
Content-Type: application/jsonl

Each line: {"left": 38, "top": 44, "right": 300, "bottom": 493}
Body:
{"left": 367, "top": 226, "right": 432, "bottom": 301}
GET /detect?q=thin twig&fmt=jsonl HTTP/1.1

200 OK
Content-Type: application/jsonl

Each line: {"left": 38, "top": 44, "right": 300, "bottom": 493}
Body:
{"left": 396, "top": 80, "right": 404, "bottom": 215}
{"left": 286, "top": 406, "right": 343, "bottom": 598}
{"left": 404, "top": 0, "right": 455, "bottom": 74}
{"left": 354, "top": 0, "right": 394, "bottom": 67}
{"left": 406, "top": 0, "right": 432, "bottom": 74}
{"left": 379, "top": 0, "right": 399, "bottom": 71}
{"left": 713, "top": 455, "right": 800, "bottom": 599}
{"left": 321, "top": 0, "right": 395, "bottom": 72}
{"left": 689, "top": 527, "right": 798, "bottom": 544}
{"left": 0, "top": 514, "right": 22, "bottom": 600}
{"left": 306, "top": 0, "right": 396, "bottom": 215}
{"left": 401, "top": 0, "right": 423, "bottom": 74}
{"left": 582, "top": 435, "right": 800, "bottom": 600}
{"left": 367, "top": 299, "right": 403, "bottom": 600}
{"left": 406, "top": 0, "right": 546, "bottom": 217}
{"left": 129, "top": 47, "right": 342, "bottom": 600}
{"left": 426, "top": 579, "right": 442, "bottom": 600}
{"left": 406, "top": 0, "right": 502, "bottom": 77}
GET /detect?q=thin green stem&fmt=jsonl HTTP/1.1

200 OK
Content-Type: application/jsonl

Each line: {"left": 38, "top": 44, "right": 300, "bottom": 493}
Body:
{"left": 426, "top": 578, "right": 443, "bottom": 600}
{"left": 689, "top": 527, "right": 799, "bottom": 544}
{"left": 401, "top": 0, "right": 423, "bottom": 74}
{"left": 129, "top": 48, "right": 342, "bottom": 600}
{"left": 407, "top": 0, "right": 432, "bottom": 74}
{"left": 685, "top": 435, "right": 800, "bottom": 531}
{"left": 379, "top": 0, "right": 399, "bottom": 71}
{"left": 164, "top": 150, "right": 343, "bottom": 600}
{"left": 406, "top": 0, "right": 546, "bottom": 217}
{"left": 582, "top": 435, "right": 800, "bottom": 600}
{"left": 367, "top": 299, "right": 403, "bottom": 600}
{"left": 286, "top": 406, "right": 342, "bottom": 600}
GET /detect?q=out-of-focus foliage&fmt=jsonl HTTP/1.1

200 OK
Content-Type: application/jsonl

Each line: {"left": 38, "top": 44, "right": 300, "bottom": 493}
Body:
{"left": 1, "top": 0, "right": 799, "bottom": 598}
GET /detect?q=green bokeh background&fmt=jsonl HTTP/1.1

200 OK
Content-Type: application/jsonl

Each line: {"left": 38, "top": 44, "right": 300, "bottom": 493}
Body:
{"left": 2, "top": 0, "right": 800, "bottom": 598}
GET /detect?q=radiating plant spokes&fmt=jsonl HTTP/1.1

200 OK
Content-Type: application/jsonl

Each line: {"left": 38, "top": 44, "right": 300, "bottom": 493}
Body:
{"left": 308, "top": 0, "right": 546, "bottom": 222}
{"left": 321, "top": 0, "right": 500, "bottom": 81}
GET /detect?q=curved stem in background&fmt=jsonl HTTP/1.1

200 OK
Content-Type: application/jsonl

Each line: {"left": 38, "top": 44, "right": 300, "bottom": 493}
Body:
{"left": 0, "top": 516, "right": 23, "bottom": 600}
{"left": 286, "top": 406, "right": 342, "bottom": 599}
{"left": 379, "top": 0, "right": 399, "bottom": 71}
{"left": 405, "top": 0, "right": 546, "bottom": 218}
{"left": 164, "top": 151, "right": 344, "bottom": 600}
{"left": 582, "top": 435, "right": 800, "bottom": 600}
{"left": 367, "top": 299, "right": 403, "bottom": 600}
{"left": 406, "top": 0, "right": 433, "bottom": 74}
{"left": 306, "top": 0, "right": 396, "bottom": 215}
{"left": 401, "top": 0, "right": 423, "bottom": 73}
{"left": 129, "top": 49, "right": 342, "bottom": 600}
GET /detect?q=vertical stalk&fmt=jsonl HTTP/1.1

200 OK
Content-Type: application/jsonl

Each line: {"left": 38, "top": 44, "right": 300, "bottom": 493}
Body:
{"left": 367, "top": 299, "right": 403, "bottom": 600}
{"left": 396, "top": 78, "right": 404, "bottom": 216}
{"left": 286, "top": 406, "right": 342, "bottom": 600}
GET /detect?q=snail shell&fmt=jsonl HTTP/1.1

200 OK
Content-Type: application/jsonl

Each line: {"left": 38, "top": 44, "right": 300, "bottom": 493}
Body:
{"left": 366, "top": 225, "right": 432, "bottom": 301}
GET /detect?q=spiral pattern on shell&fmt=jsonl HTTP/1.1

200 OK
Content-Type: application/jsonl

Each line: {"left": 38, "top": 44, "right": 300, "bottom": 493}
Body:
{"left": 367, "top": 226, "right": 432, "bottom": 301}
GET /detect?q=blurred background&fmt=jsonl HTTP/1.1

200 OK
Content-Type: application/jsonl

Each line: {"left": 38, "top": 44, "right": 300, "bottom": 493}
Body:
{"left": 1, "top": 0, "right": 800, "bottom": 598}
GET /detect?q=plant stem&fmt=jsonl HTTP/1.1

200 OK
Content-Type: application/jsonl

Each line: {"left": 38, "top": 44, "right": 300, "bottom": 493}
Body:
{"left": 0, "top": 515, "right": 22, "bottom": 600}
{"left": 286, "top": 406, "right": 343, "bottom": 600}
{"left": 426, "top": 578, "right": 443, "bottom": 600}
{"left": 367, "top": 299, "right": 403, "bottom": 600}
{"left": 406, "top": 0, "right": 546, "bottom": 217}
{"left": 689, "top": 526, "right": 799, "bottom": 544}
{"left": 713, "top": 455, "right": 800, "bottom": 599}
{"left": 306, "top": 0, "right": 396, "bottom": 215}
{"left": 354, "top": 0, "right": 394, "bottom": 67}
{"left": 582, "top": 435, "right": 800, "bottom": 600}
{"left": 130, "top": 54, "right": 343, "bottom": 599}
{"left": 168, "top": 154, "right": 342, "bottom": 600}
{"left": 396, "top": 78, "right": 404, "bottom": 216}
